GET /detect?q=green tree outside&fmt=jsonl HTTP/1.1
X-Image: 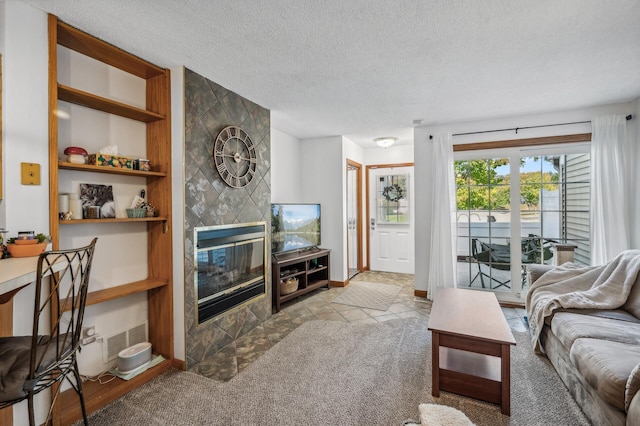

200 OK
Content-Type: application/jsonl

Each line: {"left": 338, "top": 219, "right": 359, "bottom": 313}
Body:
{"left": 455, "top": 159, "right": 558, "bottom": 211}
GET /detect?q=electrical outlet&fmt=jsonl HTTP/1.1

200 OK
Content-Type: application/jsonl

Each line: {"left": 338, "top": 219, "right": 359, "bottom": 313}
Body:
{"left": 83, "top": 326, "right": 96, "bottom": 339}
{"left": 81, "top": 335, "right": 96, "bottom": 345}
{"left": 81, "top": 326, "right": 97, "bottom": 345}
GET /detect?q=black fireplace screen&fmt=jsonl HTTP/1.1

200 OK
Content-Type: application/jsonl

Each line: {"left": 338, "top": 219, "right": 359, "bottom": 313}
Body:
{"left": 195, "top": 223, "right": 266, "bottom": 324}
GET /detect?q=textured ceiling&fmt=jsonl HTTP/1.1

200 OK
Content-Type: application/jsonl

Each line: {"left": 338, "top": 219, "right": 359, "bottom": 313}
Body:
{"left": 21, "top": 0, "right": 640, "bottom": 147}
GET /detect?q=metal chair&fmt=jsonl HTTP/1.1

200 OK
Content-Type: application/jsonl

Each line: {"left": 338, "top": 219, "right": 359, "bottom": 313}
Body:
{"left": 0, "top": 238, "right": 97, "bottom": 425}
{"left": 470, "top": 235, "right": 553, "bottom": 289}
{"left": 470, "top": 238, "right": 512, "bottom": 289}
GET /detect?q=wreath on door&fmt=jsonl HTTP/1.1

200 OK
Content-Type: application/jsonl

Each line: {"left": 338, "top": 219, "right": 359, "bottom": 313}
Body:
{"left": 382, "top": 184, "right": 404, "bottom": 202}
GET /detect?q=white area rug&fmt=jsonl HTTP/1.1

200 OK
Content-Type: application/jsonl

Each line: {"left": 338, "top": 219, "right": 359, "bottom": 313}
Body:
{"left": 332, "top": 281, "right": 402, "bottom": 311}
{"left": 418, "top": 403, "right": 475, "bottom": 425}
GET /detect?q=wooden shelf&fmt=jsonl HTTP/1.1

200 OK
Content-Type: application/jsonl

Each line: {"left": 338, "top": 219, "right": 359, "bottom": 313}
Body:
{"left": 279, "top": 270, "right": 306, "bottom": 280}
{"left": 307, "top": 278, "right": 330, "bottom": 289}
{"left": 60, "top": 216, "right": 167, "bottom": 225}
{"left": 58, "top": 161, "right": 167, "bottom": 177}
{"left": 61, "top": 279, "right": 169, "bottom": 312}
{"left": 58, "top": 84, "right": 165, "bottom": 123}
{"left": 308, "top": 265, "right": 328, "bottom": 274}
{"left": 272, "top": 249, "right": 331, "bottom": 312}
{"left": 59, "top": 358, "right": 172, "bottom": 425}
{"left": 49, "top": 15, "right": 174, "bottom": 425}
{"left": 56, "top": 21, "right": 165, "bottom": 79}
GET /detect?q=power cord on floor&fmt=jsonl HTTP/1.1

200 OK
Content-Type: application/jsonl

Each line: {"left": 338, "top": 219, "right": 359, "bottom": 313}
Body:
{"left": 81, "top": 371, "right": 117, "bottom": 385}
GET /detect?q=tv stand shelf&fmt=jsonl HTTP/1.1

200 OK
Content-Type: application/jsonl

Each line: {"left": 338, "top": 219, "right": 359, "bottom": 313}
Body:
{"left": 272, "top": 248, "right": 331, "bottom": 312}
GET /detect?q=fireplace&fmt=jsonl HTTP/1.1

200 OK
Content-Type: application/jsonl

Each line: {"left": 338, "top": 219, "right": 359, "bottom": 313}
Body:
{"left": 194, "top": 222, "right": 267, "bottom": 325}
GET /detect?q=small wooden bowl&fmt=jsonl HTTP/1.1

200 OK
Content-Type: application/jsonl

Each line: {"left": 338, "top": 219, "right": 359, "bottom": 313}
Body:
{"left": 7, "top": 242, "right": 47, "bottom": 258}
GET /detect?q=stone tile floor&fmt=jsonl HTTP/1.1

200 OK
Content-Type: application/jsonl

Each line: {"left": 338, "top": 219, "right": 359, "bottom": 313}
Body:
{"left": 203, "top": 270, "right": 529, "bottom": 381}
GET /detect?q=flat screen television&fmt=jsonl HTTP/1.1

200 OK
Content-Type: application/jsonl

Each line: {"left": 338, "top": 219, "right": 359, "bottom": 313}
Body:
{"left": 271, "top": 203, "right": 321, "bottom": 254}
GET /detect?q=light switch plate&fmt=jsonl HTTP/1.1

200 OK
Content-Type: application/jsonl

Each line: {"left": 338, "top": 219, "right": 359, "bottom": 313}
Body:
{"left": 21, "top": 162, "right": 41, "bottom": 185}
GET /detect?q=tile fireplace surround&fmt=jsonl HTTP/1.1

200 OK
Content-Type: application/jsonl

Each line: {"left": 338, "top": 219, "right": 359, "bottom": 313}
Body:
{"left": 183, "top": 68, "right": 271, "bottom": 376}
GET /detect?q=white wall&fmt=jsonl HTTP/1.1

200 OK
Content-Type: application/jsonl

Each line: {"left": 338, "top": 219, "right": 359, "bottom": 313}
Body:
{"left": 414, "top": 102, "right": 639, "bottom": 292}
{"left": 2, "top": 0, "right": 48, "bottom": 235}
{"left": 299, "top": 136, "right": 344, "bottom": 282}
{"left": 1, "top": 4, "right": 189, "bottom": 422}
{"left": 271, "top": 133, "right": 415, "bottom": 281}
{"left": 171, "top": 66, "right": 185, "bottom": 361}
{"left": 0, "top": 0, "right": 5, "bottom": 226}
{"left": 634, "top": 98, "right": 640, "bottom": 249}
{"left": 271, "top": 128, "right": 302, "bottom": 202}
{"left": 3, "top": 1, "right": 50, "bottom": 423}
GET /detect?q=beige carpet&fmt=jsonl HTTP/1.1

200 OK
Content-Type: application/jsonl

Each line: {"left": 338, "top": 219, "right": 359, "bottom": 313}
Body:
{"left": 80, "top": 318, "right": 589, "bottom": 426}
{"left": 332, "top": 281, "right": 403, "bottom": 310}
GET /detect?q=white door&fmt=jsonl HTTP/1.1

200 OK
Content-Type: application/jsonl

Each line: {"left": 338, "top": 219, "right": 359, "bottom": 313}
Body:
{"left": 369, "top": 166, "right": 414, "bottom": 273}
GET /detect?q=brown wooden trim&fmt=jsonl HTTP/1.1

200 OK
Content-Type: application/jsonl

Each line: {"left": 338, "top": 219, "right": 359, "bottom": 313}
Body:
{"left": 0, "top": 285, "right": 28, "bottom": 305}
{"left": 366, "top": 162, "right": 414, "bottom": 169}
{"left": 59, "top": 161, "right": 167, "bottom": 176}
{"left": 49, "top": 14, "right": 60, "bottom": 250}
{"left": 499, "top": 301, "right": 525, "bottom": 309}
{"left": 440, "top": 334, "right": 502, "bottom": 357}
{"left": 56, "top": 20, "right": 165, "bottom": 79}
{"left": 365, "top": 162, "right": 415, "bottom": 271}
{"left": 60, "top": 279, "right": 169, "bottom": 311}
{"left": 453, "top": 133, "right": 591, "bottom": 152}
{"left": 501, "top": 344, "right": 511, "bottom": 415}
{"left": 58, "top": 84, "right": 165, "bottom": 122}
{"left": 330, "top": 279, "right": 349, "bottom": 287}
{"left": 172, "top": 358, "right": 186, "bottom": 371}
{"left": 346, "top": 159, "right": 363, "bottom": 274}
{"left": 414, "top": 289, "right": 427, "bottom": 298}
{"left": 0, "top": 299, "right": 13, "bottom": 336}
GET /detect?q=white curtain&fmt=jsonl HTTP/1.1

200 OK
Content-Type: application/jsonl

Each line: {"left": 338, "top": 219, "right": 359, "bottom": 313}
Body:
{"left": 427, "top": 133, "right": 457, "bottom": 300}
{"left": 590, "top": 115, "right": 630, "bottom": 265}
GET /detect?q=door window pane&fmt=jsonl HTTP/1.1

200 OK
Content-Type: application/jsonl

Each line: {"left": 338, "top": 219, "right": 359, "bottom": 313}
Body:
{"left": 455, "top": 158, "right": 512, "bottom": 292}
{"left": 377, "top": 174, "right": 409, "bottom": 224}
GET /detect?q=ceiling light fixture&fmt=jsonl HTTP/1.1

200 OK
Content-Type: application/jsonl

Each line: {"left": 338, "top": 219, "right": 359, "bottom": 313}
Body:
{"left": 374, "top": 137, "right": 397, "bottom": 148}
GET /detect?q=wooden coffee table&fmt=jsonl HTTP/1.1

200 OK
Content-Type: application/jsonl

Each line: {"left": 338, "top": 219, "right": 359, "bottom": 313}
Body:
{"left": 428, "top": 288, "right": 516, "bottom": 415}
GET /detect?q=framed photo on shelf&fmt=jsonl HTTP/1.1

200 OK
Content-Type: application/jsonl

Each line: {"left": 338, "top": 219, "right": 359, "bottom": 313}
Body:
{"left": 79, "top": 183, "right": 116, "bottom": 218}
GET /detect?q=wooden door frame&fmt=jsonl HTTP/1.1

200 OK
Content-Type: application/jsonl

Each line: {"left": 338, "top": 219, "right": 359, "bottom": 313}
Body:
{"left": 365, "top": 162, "right": 414, "bottom": 271}
{"left": 346, "top": 159, "right": 364, "bottom": 275}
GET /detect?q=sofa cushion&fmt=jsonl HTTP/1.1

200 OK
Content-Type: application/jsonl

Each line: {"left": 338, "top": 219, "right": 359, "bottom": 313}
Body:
{"left": 627, "top": 362, "right": 640, "bottom": 412}
{"left": 623, "top": 274, "right": 640, "bottom": 318}
{"left": 550, "top": 311, "right": 640, "bottom": 351}
{"left": 570, "top": 338, "right": 640, "bottom": 410}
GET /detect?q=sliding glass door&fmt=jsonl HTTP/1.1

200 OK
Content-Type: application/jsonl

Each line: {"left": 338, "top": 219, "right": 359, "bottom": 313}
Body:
{"left": 455, "top": 145, "right": 590, "bottom": 299}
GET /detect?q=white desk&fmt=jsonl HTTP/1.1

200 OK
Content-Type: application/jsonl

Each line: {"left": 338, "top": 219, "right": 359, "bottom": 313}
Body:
{"left": 0, "top": 256, "right": 43, "bottom": 426}
{"left": 0, "top": 256, "right": 43, "bottom": 301}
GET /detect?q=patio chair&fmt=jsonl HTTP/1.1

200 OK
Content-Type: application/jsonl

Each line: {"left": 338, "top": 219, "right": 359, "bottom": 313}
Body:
{"left": 470, "top": 239, "right": 512, "bottom": 289}
{"left": 470, "top": 235, "right": 553, "bottom": 289}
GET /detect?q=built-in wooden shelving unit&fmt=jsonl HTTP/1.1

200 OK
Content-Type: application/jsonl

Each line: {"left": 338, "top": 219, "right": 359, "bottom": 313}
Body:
{"left": 48, "top": 15, "right": 173, "bottom": 425}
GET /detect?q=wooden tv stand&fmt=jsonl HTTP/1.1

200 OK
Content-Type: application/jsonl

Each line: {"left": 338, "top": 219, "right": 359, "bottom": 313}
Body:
{"left": 271, "top": 248, "right": 331, "bottom": 312}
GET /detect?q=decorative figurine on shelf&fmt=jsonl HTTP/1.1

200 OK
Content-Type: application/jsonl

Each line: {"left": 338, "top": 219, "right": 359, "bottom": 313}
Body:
{"left": 63, "top": 146, "right": 88, "bottom": 164}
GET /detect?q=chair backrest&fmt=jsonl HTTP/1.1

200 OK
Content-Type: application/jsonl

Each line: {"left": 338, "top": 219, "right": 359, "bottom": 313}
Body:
{"left": 521, "top": 234, "right": 553, "bottom": 264}
{"left": 27, "top": 238, "right": 97, "bottom": 391}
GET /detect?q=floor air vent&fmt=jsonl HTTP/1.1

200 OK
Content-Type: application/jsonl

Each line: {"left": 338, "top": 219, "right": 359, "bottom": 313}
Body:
{"left": 103, "top": 322, "right": 149, "bottom": 363}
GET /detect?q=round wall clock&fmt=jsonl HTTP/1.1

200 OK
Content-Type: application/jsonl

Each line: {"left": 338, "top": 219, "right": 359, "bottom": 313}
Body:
{"left": 213, "top": 126, "right": 257, "bottom": 188}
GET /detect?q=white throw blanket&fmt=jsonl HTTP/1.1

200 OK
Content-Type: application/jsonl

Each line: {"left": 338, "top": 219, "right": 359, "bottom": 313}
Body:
{"left": 526, "top": 250, "right": 640, "bottom": 353}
